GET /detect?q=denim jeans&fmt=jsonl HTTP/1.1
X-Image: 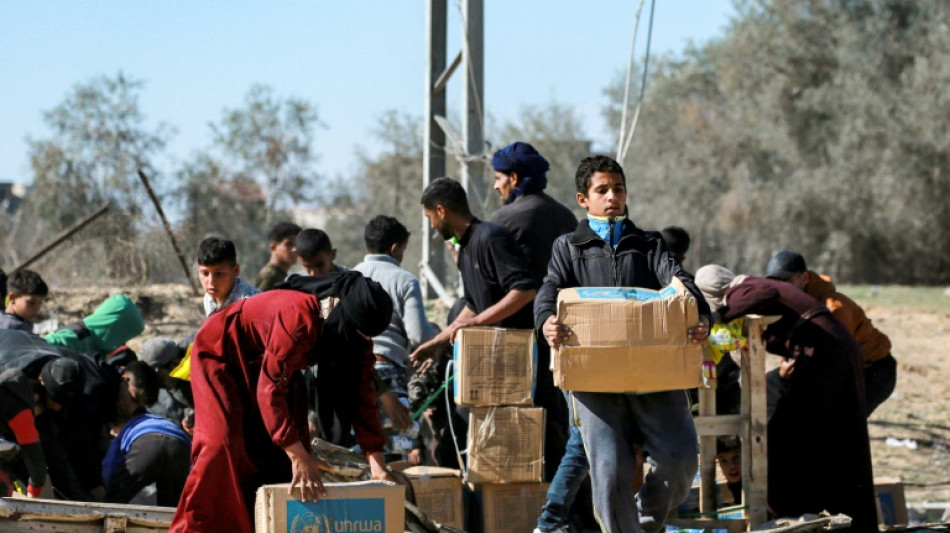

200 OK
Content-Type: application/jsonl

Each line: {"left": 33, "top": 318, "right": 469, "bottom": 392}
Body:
{"left": 537, "top": 392, "right": 590, "bottom": 531}
{"left": 374, "top": 360, "right": 408, "bottom": 436}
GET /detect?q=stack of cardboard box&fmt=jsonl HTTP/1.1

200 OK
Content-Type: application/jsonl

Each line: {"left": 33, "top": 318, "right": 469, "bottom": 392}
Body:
{"left": 454, "top": 327, "right": 549, "bottom": 533}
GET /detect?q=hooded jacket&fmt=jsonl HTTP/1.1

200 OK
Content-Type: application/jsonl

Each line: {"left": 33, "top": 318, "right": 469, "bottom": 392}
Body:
{"left": 0, "top": 329, "right": 120, "bottom": 499}
{"left": 45, "top": 294, "right": 145, "bottom": 359}
{"left": 803, "top": 271, "right": 891, "bottom": 364}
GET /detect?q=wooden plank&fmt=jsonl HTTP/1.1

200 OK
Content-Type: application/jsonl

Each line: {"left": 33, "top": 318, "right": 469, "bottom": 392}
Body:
{"left": 697, "top": 358, "right": 718, "bottom": 515}
{"left": 0, "top": 498, "right": 172, "bottom": 532}
{"left": 743, "top": 317, "right": 773, "bottom": 529}
{"left": 693, "top": 414, "right": 744, "bottom": 436}
{"left": 667, "top": 517, "right": 748, "bottom": 532}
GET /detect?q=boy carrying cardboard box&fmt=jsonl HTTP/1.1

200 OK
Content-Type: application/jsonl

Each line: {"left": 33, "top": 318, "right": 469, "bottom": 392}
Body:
{"left": 534, "top": 155, "right": 712, "bottom": 533}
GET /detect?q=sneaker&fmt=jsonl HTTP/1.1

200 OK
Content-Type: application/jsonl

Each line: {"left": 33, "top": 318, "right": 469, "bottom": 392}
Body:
{"left": 534, "top": 526, "right": 569, "bottom": 533}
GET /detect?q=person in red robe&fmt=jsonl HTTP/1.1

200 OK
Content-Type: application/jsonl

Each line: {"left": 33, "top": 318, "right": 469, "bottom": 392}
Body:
{"left": 171, "top": 271, "right": 394, "bottom": 533}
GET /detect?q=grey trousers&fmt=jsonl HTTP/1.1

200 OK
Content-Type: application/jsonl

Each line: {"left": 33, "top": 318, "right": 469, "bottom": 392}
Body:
{"left": 573, "top": 390, "right": 697, "bottom": 533}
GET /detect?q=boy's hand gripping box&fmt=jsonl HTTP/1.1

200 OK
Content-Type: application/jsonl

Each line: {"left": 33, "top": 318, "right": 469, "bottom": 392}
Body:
{"left": 255, "top": 481, "right": 404, "bottom": 533}
{"left": 555, "top": 278, "right": 704, "bottom": 393}
{"left": 453, "top": 327, "right": 536, "bottom": 407}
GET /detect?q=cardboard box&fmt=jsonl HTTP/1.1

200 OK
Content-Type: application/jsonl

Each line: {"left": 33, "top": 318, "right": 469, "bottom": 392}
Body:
{"left": 453, "top": 327, "right": 536, "bottom": 406}
{"left": 473, "top": 483, "right": 550, "bottom": 533}
{"left": 401, "top": 466, "right": 465, "bottom": 530}
{"left": 875, "top": 477, "right": 908, "bottom": 526}
{"left": 255, "top": 481, "right": 404, "bottom": 533}
{"left": 465, "top": 406, "right": 545, "bottom": 484}
{"left": 555, "top": 278, "right": 704, "bottom": 393}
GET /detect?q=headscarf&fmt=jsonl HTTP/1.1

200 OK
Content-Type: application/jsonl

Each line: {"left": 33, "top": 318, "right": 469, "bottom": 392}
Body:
{"left": 491, "top": 142, "right": 550, "bottom": 204}
{"left": 694, "top": 264, "right": 749, "bottom": 312}
{"left": 276, "top": 271, "right": 392, "bottom": 341}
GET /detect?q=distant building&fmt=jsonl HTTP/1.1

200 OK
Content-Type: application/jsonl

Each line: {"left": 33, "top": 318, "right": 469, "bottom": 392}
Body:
{"left": 289, "top": 205, "right": 361, "bottom": 230}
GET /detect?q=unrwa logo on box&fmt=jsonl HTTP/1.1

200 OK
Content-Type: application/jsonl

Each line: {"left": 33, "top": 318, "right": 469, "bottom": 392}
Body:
{"left": 287, "top": 498, "right": 386, "bottom": 533}
{"left": 576, "top": 287, "right": 676, "bottom": 301}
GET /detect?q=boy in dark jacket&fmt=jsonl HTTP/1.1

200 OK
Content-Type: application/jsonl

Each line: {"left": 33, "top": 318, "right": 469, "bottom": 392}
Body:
{"left": 255, "top": 222, "right": 301, "bottom": 291}
{"left": 0, "top": 270, "right": 48, "bottom": 332}
{"left": 534, "top": 155, "right": 711, "bottom": 533}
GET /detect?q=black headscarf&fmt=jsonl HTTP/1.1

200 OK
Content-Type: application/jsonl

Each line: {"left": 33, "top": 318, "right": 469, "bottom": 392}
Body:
{"left": 276, "top": 270, "right": 392, "bottom": 340}
{"left": 276, "top": 271, "right": 393, "bottom": 447}
{"left": 491, "top": 141, "right": 550, "bottom": 204}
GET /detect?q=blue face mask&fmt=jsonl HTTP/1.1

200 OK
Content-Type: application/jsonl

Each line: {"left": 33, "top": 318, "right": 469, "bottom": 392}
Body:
{"left": 587, "top": 214, "right": 627, "bottom": 248}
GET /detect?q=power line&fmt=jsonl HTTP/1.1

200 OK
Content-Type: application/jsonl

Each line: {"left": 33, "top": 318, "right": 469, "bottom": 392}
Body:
{"left": 617, "top": 0, "right": 647, "bottom": 159}
{"left": 617, "top": 0, "right": 657, "bottom": 165}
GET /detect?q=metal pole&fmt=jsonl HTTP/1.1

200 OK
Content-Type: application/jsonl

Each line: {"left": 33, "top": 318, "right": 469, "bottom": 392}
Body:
{"left": 460, "top": 0, "right": 486, "bottom": 217}
{"left": 13, "top": 203, "right": 110, "bottom": 272}
{"left": 421, "top": 0, "right": 448, "bottom": 300}
{"left": 137, "top": 170, "right": 201, "bottom": 296}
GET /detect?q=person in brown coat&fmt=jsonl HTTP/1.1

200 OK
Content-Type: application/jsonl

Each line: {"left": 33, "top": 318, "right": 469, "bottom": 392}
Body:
{"left": 766, "top": 250, "right": 895, "bottom": 415}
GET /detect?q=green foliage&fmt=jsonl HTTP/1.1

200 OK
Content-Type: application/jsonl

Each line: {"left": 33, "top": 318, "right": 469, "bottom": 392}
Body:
{"left": 607, "top": 0, "right": 950, "bottom": 282}
{"left": 324, "top": 110, "right": 428, "bottom": 272}
{"left": 211, "top": 84, "right": 322, "bottom": 226}
{"left": 175, "top": 153, "right": 270, "bottom": 275}
{"left": 11, "top": 73, "right": 173, "bottom": 284}
{"left": 492, "top": 99, "right": 593, "bottom": 218}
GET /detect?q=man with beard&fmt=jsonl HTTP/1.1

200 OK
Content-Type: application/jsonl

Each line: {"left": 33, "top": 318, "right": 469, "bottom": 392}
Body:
{"left": 488, "top": 142, "right": 578, "bottom": 483}
{"left": 410, "top": 177, "right": 537, "bottom": 369}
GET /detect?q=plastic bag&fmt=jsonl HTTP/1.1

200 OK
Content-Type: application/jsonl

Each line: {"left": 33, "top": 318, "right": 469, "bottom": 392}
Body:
{"left": 707, "top": 318, "right": 746, "bottom": 364}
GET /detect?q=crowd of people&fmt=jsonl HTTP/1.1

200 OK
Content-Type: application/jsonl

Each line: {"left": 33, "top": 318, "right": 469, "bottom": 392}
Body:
{"left": 0, "top": 143, "right": 893, "bottom": 533}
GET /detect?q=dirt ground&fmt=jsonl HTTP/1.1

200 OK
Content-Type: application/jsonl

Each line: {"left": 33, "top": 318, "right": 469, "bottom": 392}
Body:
{"left": 861, "top": 301, "right": 950, "bottom": 504}
{"left": 38, "top": 284, "right": 950, "bottom": 507}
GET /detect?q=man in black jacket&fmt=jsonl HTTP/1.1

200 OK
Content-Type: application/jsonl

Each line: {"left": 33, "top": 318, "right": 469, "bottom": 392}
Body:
{"left": 488, "top": 141, "right": 578, "bottom": 481}
{"left": 489, "top": 142, "right": 578, "bottom": 284}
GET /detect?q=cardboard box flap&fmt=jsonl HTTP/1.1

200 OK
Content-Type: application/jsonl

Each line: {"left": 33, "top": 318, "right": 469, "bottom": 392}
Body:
{"left": 402, "top": 466, "right": 461, "bottom": 479}
{"left": 556, "top": 280, "right": 698, "bottom": 347}
{"left": 556, "top": 345, "right": 703, "bottom": 393}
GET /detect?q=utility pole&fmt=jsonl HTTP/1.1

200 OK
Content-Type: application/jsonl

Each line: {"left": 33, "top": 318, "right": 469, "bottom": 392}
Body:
{"left": 421, "top": 0, "right": 449, "bottom": 302}
{"left": 460, "top": 0, "right": 486, "bottom": 217}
